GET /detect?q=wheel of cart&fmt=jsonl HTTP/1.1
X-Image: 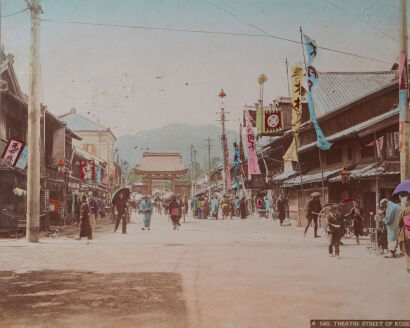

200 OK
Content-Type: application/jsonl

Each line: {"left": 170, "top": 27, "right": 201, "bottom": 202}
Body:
{"left": 317, "top": 203, "right": 336, "bottom": 238}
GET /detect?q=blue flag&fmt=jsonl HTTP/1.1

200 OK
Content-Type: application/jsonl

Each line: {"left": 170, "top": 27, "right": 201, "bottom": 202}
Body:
{"left": 304, "top": 34, "right": 332, "bottom": 150}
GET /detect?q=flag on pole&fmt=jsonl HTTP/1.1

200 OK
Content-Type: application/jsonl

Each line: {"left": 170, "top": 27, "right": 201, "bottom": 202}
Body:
{"left": 245, "top": 110, "right": 261, "bottom": 175}
{"left": 303, "top": 34, "right": 332, "bottom": 151}
{"left": 365, "top": 136, "right": 384, "bottom": 157}
{"left": 233, "top": 142, "right": 241, "bottom": 190}
{"left": 283, "top": 65, "right": 304, "bottom": 161}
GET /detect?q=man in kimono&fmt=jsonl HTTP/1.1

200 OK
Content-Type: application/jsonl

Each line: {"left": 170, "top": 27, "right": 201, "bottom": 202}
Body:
{"left": 211, "top": 195, "right": 219, "bottom": 220}
{"left": 380, "top": 198, "right": 400, "bottom": 258}
{"left": 140, "top": 195, "right": 153, "bottom": 230}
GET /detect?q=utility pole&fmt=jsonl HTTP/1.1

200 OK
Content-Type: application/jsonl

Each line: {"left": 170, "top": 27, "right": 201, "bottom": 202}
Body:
{"left": 193, "top": 147, "right": 197, "bottom": 195}
{"left": 205, "top": 137, "right": 213, "bottom": 199}
{"left": 218, "top": 89, "right": 229, "bottom": 194}
{"left": 26, "top": 0, "right": 42, "bottom": 243}
{"left": 399, "top": 0, "right": 409, "bottom": 209}
{"left": 190, "top": 145, "right": 194, "bottom": 197}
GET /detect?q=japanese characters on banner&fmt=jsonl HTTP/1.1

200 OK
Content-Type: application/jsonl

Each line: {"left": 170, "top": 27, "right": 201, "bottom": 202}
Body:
{"left": 79, "top": 160, "right": 95, "bottom": 181}
{"left": 303, "top": 34, "right": 332, "bottom": 151}
{"left": 283, "top": 65, "right": 304, "bottom": 162}
{"left": 245, "top": 110, "right": 261, "bottom": 175}
{"left": 1, "top": 138, "right": 25, "bottom": 166}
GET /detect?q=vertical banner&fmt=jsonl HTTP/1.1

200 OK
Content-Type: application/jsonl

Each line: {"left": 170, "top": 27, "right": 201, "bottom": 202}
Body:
{"left": 239, "top": 124, "right": 247, "bottom": 177}
{"left": 80, "top": 160, "right": 95, "bottom": 181}
{"left": 233, "top": 142, "right": 241, "bottom": 190}
{"left": 223, "top": 138, "right": 231, "bottom": 191}
{"left": 303, "top": 34, "right": 332, "bottom": 151}
{"left": 283, "top": 65, "right": 304, "bottom": 161}
{"left": 15, "top": 145, "right": 28, "bottom": 170}
{"left": 95, "top": 167, "right": 102, "bottom": 184}
{"left": 52, "top": 127, "right": 65, "bottom": 165}
{"left": 245, "top": 110, "right": 261, "bottom": 175}
{"left": 283, "top": 137, "right": 299, "bottom": 162}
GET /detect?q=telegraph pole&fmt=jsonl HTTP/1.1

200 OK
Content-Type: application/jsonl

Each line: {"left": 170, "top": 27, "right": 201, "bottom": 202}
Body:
{"left": 26, "top": 0, "right": 42, "bottom": 242}
{"left": 218, "top": 89, "right": 228, "bottom": 194}
{"left": 193, "top": 147, "right": 197, "bottom": 195}
{"left": 205, "top": 137, "right": 213, "bottom": 199}
{"left": 399, "top": 0, "right": 409, "bottom": 209}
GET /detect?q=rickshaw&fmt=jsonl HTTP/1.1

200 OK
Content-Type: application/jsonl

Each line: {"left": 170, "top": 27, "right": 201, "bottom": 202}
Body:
{"left": 317, "top": 198, "right": 356, "bottom": 239}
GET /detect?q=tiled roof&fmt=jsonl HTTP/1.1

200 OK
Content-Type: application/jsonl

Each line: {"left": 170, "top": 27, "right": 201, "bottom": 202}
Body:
{"left": 298, "top": 107, "right": 399, "bottom": 153}
{"left": 313, "top": 71, "right": 397, "bottom": 117}
{"left": 283, "top": 168, "right": 341, "bottom": 187}
{"left": 329, "top": 162, "right": 399, "bottom": 183}
{"left": 135, "top": 153, "right": 187, "bottom": 172}
{"left": 60, "top": 113, "right": 107, "bottom": 132}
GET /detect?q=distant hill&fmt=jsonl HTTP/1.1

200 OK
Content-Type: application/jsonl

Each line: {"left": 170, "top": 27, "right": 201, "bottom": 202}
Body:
{"left": 115, "top": 123, "right": 240, "bottom": 170}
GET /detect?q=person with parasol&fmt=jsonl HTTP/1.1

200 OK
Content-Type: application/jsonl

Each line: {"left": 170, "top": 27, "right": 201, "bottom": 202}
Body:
{"left": 304, "top": 192, "right": 322, "bottom": 238}
{"left": 140, "top": 195, "right": 153, "bottom": 230}
{"left": 112, "top": 188, "right": 130, "bottom": 234}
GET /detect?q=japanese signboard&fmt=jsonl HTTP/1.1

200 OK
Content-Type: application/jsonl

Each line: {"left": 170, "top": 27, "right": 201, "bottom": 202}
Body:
{"left": 1, "top": 138, "right": 25, "bottom": 167}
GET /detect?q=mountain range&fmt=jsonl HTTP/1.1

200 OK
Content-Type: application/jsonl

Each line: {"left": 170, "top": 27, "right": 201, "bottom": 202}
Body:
{"left": 115, "top": 123, "right": 240, "bottom": 171}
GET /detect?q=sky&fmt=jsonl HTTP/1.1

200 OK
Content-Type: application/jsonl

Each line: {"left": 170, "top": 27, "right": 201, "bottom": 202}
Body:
{"left": 1, "top": 0, "right": 403, "bottom": 137}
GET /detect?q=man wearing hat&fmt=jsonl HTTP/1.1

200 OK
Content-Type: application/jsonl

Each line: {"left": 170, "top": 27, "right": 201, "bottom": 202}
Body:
{"left": 380, "top": 198, "right": 400, "bottom": 258}
{"left": 114, "top": 192, "right": 128, "bottom": 234}
{"left": 140, "top": 195, "right": 153, "bottom": 230}
{"left": 305, "top": 192, "right": 322, "bottom": 238}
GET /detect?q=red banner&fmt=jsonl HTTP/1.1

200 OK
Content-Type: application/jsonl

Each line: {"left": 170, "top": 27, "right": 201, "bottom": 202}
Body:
{"left": 79, "top": 160, "right": 95, "bottom": 181}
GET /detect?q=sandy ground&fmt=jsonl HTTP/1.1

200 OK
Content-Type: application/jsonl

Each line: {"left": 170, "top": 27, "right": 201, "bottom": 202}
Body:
{"left": 0, "top": 212, "right": 409, "bottom": 328}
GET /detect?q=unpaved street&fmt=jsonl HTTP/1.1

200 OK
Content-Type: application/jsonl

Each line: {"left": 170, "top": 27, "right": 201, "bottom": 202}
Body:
{"left": 0, "top": 213, "right": 409, "bottom": 328}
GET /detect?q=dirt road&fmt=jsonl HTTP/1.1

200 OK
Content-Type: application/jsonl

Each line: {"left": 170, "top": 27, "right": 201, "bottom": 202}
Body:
{"left": 0, "top": 212, "right": 409, "bottom": 327}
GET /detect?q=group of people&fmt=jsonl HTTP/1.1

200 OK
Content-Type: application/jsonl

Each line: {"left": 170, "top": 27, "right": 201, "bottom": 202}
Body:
{"left": 191, "top": 194, "right": 248, "bottom": 220}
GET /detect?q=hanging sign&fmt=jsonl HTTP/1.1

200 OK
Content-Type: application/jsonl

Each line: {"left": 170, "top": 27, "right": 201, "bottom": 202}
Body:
{"left": 303, "top": 34, "right": 332, "bottom": 151}
{"left": 15, "top": 145, "right": 28, "bottom": 170}
{"left": 283, "top": 137, "right": 299, "bottom": 162}
{"left": 79, "top": 160, "right": 95, "bottom": 181}
{"left": 1, "top": 138, "right": 25, "bottom": 166}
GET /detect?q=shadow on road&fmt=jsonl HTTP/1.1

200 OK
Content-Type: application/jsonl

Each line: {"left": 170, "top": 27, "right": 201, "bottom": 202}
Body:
{"left": 0, "top": 270, "right": 188, "bottom": 328}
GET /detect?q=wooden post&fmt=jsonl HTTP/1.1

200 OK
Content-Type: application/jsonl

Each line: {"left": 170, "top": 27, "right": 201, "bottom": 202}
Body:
{"left": 399, "top": 0, "right": 409, "bottom": 209}
{"left": 26, "top": 0, "right": 42, "bottom": 243}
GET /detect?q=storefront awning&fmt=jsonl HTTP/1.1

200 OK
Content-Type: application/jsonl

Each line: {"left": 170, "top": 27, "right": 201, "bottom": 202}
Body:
{"left": 283, "top": 168, "right": 341, "bottom": 187}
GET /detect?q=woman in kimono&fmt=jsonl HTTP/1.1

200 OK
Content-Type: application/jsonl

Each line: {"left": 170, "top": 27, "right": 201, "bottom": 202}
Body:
{"left": 79, "top": 195, "right": 92, "bottom": 241}
{"left": 140, "top": 195, "right": 153, "bottom": 230}
{"left": 169, "top": 198, "right": 182, "bottom": 230}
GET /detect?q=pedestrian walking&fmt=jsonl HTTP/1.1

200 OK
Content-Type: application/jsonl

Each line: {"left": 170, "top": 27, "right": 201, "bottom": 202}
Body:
{"left": 114, "top": 193, "right": 128, "bottom": 234}
{"left": 350, "top": 199, "right": 363, "bottom": 245}
{"left": 256, "top": 197, "right": 264, "bottom": 218}
{"left": 78, "top": 195, "right": 92, "bottom": 241}
{"left": 169, "top": 197, "right": 182, "bottom": 230}
{"left": 397, "top": 198, "right": 410, "bottom": 273}
{"left": 211, "top": 195, "right": 219, "bottom": 219}
{"left": 89, "top": 193, "right": 100, "bottom": 233}
{"left": 380, "top": 198, "right": 400, "bottom": 258}
{"left": 240, "top": 196, "right": 247, "bottom": 219}
{"left": 327, "top": 205, "right": 343, "bottom": 258}
{"left": 305, "top": 192, "right": 322, "bottom": 238}
{"left": 276, "top": 194, "right": 286, "bottom": 225}
{"left": 140, "top": 195, "right": 153, "bottom": 230}
{"left": 264, "top": 196, "right": 271, "bottom": 219}
{"left": 221, "top": 195, "right": 230, "bottom": 220}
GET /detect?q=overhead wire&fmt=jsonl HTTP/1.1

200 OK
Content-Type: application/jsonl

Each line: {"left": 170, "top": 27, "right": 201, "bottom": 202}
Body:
{"left": 39, "top": 17, "right": 391, "bottom": 65}
{"left": 204, "top": 0, "right": 392, "bottom": 64}
{"left": 1, "top": 7, "right": 29, "bottom": 18}
{"left": 321, "top": 0, "right": 398, "bottom": 42}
